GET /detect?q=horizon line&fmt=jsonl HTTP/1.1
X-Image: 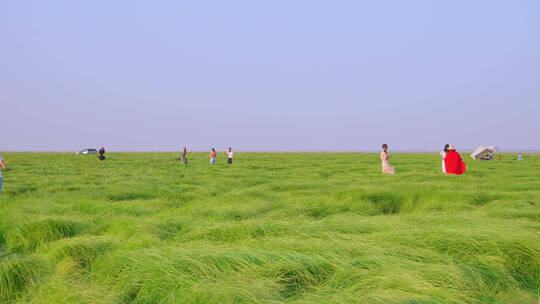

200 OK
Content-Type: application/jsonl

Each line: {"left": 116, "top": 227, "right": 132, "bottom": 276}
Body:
{"left": 1, "top": 149, "right": 538, "bottom": 154}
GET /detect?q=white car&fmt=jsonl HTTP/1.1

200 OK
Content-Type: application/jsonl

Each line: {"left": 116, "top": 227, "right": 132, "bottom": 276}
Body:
{"left": 77, "top": 148, "right": 98, "bottom": 154}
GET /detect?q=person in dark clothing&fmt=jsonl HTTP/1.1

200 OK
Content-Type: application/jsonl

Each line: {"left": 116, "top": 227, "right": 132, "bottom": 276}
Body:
{"left": 180, "top": 147, "right": 188, "bottom": 164}
{"left": 98, "top": 147, "right": 106, "bottom": 161}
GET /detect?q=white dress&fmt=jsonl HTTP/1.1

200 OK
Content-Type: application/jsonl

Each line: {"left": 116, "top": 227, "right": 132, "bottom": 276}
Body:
{"left": 380, "top": 150, "right": 395, "bottom": 175}
{"left": 440, "top": 151, "right": 446, "bottom": 173}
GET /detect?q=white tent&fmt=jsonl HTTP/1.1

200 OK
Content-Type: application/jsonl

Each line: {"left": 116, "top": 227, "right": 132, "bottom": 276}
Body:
{"left": 470, "top": 146, "right": 498, "bottom": 160}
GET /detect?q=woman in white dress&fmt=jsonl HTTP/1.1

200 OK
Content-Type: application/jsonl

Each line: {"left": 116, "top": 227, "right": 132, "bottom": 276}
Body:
{"left": 380, "top": 144, "right": 395, "bottom": 175}
{"left": 440, "top": 144, "right": 449, "bottom": 173}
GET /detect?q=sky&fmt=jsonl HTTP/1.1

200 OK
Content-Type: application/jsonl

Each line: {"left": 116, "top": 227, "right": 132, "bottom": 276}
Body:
{"left": 1, "top": 1, "right": 539, "bottom": 152}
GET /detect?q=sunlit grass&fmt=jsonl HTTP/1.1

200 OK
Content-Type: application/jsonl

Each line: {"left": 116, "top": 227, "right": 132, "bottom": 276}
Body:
{"left": 0, "top": 152, "right": 538, "bottom": 303}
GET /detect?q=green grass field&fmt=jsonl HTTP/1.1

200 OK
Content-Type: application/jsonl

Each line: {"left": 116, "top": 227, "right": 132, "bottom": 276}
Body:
{"left": 0, "top": 152, "right": 538, "bottom": 303}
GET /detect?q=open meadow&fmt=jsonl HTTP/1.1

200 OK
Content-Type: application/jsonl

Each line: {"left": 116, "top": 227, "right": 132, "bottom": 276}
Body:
{"left": 0, "top": 152, "right": 538, "bottom": 303}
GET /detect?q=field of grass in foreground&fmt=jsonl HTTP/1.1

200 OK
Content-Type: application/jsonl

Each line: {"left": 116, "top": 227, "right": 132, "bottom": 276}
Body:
{"left": 0, "top": 152, "right": 538, "bottom": 303}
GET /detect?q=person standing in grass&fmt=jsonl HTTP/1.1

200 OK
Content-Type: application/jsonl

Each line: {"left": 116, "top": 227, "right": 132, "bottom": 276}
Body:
{"left": 444, "top": 145, "right": 466, "bottom": 175}
{"left": 98, "top": 147, "right": 106, "bottom": 161}
{"left": 440, "top": 144, "right": 449, "bottom": 173}
{"left": 225, "top": 147, "right": 234, "bottom": 164}
{"left": 0, "top": 154, "right": 7, "bottom": 195}
{"left": 380, "top": 144, "right": 395, "bottom": 175}
{"left": 517, "top": 153, "right": 523, "bottom": 161}
{"left": 180, "top": 147, "right": 188, "bottom": 164}
{"left": 210, "top": 148, "right": 216, "bottom": 164}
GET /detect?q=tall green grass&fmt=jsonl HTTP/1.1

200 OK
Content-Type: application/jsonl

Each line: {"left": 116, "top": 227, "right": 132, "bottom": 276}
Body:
{"left": 0, "top": 152, "right": 538, "bottom": 303}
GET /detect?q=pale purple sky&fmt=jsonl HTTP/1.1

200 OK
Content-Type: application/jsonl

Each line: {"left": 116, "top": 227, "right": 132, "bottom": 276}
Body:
{"left": 1, "top": 1, "right": 539, "bottom": 152}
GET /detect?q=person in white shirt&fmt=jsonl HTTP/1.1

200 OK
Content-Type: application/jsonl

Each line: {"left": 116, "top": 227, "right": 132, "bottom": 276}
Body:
{"left": 380, "top": 144, "right": 395, "bottom": 175}
{"left": 440, "top": 144, "right": 449, "bottom": 173}
{"left": 225, "top": 148, "right": 234, "bottom": 164}
{"left": 0, "top": 155, "right": 7, "bottom": 195}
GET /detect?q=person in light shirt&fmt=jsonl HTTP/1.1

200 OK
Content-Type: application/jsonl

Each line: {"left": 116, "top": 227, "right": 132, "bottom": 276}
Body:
{"left": 380, "top": 144, "right": 395, "bottom": 175}
{"left": 440, "top": 144, "right": 449, "bottom": 173}
{"left": 225, "top": 148, "right": 234, "bottom": 164}
{"left": 0, "top": 154, "right": 7, "bottom": 195}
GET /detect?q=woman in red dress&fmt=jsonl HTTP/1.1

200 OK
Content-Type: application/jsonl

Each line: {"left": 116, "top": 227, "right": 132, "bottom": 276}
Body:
{"left": 444, "top": 145, "right": 466, "bottom": 175}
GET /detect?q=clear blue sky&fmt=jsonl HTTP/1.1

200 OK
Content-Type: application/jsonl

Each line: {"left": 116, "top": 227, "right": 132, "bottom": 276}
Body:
{"left": 1, "top": 1, "right": 539, "bottom": 152}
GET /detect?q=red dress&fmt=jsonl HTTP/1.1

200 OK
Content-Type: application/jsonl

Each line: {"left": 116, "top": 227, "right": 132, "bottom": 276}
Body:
{"left": 444, "top": 151, "right": 466, "bottom": 175}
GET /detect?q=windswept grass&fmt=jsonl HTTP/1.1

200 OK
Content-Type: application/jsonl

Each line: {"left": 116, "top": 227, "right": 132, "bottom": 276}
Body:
{"left": 6, "top": 219, "right": 82, "bottom": 253}
{"left": 0, "top": 152, "right": 538, "bottom": 303}
{"left": 0, "top": 255, "right": 52, "bottom": 302}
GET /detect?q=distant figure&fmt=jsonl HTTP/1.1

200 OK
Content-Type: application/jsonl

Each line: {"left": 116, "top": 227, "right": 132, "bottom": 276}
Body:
{"left": 444, "top": 145, "right": 466, "bottom": 175}
{"left": 440, "top": 144, "right": 449, "bottom": 173}
{"left": 98, "top": 147, "right": 106, "bottom": 161}
{"left": 180, "top": 147, "right": 188, "bottom": 164}
{"left": 380, "top": 144, "right": 395, "bottom": 175}
{"left": 0, "top": 154, "right": 6, "bottom": 195}
{"left": 517, "top": 153, "right": 523, "bottom": 161}
{"left": 210, "top": 148, "right": 216, "bottom": 164}
{"left": 481, "top": 153, "right": 494, "bottom": 160}
{"left": 225, "top": 147, "right": 234, "bottom": 164}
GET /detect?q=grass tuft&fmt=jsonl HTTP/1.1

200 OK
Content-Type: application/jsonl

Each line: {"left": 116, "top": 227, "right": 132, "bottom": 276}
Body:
{"left": 6, "top": 219, "right": 82, "bottom": 253}
{"left": 0, "top": 255, "right": 52, "bottom": 302}
{"left": 48, "top": 237, "right": 115, "bottom": 269}
{"left": 267, "top": 260, "right": 336, "bottom": 298}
